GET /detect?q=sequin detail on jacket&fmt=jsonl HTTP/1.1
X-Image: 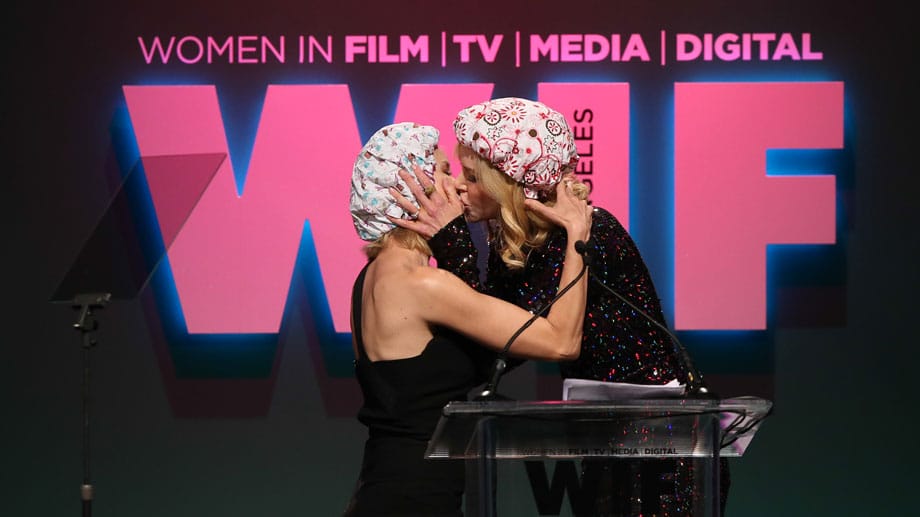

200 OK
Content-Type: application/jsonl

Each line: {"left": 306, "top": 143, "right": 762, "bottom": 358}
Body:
{"left": 429, "top": 207, "right": 684, "bottom": 384}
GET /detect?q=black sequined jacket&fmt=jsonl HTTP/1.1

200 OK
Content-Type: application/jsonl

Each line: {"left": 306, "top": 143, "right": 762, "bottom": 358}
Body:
{"left": 429, "top": 207, "right": 684, "bottom": 384}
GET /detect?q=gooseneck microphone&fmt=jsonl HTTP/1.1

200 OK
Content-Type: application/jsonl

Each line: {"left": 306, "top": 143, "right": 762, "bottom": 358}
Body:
{"left": 475, "top": 240, "right": 590, "bottom": 400}
{"left": 574, "top": 239, "right": 713, "bottom": 398}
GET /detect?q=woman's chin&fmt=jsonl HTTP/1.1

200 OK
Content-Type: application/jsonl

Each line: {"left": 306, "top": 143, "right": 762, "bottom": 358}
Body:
{"left": 463, "top": 211, "right": 482, "bottom": 223}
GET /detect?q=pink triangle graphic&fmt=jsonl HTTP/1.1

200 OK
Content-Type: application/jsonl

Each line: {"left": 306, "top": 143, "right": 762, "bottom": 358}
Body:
{"left": 141, "top": 153, "right": 226, "bottom": 249}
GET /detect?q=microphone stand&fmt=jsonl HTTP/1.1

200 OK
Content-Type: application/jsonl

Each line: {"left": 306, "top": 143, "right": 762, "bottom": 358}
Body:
{"left": 575, "top": 240, "right": 715, "bottom": 398}
{"left": 476, "top": 244, "right": 590, "bottom": 401}
{"left": 72, "top": 293, "right": 111, "bottom": 517}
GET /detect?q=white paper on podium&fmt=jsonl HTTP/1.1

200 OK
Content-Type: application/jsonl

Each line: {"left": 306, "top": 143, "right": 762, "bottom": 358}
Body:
{"left": 562, "top": 378, "right": 686, "bottom": 401}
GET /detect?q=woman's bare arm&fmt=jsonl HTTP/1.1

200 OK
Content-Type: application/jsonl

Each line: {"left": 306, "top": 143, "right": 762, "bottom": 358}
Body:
{"left": 413, "top": 181, "right": 591, "bottom": 360}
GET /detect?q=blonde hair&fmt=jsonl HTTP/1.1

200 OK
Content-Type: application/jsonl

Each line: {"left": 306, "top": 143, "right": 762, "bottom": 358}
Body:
{"left": 461, "top": 146, "right": 589, "bottom": 269}
{"left": 363, "top": 227, "right": 431, "bottom": 260}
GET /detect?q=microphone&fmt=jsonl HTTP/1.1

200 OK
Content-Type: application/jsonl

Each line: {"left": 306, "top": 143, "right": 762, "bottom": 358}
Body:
{"left": 475, "top": 240, "right": 590, "bottom": 401}
{"left": 574, "top": 239, "right": 714, "bottom": 398}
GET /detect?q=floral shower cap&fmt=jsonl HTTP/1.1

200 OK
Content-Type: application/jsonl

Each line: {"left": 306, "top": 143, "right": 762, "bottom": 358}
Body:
{"left": 350, "top": 122, "right": 440, "bottom": 241}
{"left": 453, "top": 97, "right": 579, "bottom": 199}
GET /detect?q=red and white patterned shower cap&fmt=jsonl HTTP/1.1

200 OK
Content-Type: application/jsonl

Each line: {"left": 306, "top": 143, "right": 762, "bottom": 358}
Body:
{"left": 453, "top": 97, "right": 579, "bottom": 199}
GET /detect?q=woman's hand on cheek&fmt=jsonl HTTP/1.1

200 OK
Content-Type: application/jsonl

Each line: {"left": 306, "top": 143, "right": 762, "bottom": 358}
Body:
{"left": 389, "top": 167, "right": 465, "bottom": 239}
{"left": 523, "top": 181, "right": 592, "bottom": 242}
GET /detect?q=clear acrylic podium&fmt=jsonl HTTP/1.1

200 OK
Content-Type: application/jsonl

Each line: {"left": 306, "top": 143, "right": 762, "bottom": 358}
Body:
{"left": 426, "top": 397, "right": 772, "bottom": 516}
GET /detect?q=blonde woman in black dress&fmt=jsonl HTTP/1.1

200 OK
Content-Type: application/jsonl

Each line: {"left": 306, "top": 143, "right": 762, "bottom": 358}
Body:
{"left": 343, "top": 122, "right": 592, "bottom": 516}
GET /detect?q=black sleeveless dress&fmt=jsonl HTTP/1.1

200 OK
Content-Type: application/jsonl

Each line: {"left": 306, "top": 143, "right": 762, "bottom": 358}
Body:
{"left": 343, "top": 264, "right": 493, "bottom": 517}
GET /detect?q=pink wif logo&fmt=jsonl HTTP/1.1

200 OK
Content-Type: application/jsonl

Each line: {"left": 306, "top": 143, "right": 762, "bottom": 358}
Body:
{"left": 124, "top": 81, "right": 843, "bottom": 334}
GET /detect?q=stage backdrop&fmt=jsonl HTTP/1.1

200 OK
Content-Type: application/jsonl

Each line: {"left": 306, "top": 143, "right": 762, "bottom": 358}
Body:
{"left": 6, "top": 0, "right": 914, "bottom": 515}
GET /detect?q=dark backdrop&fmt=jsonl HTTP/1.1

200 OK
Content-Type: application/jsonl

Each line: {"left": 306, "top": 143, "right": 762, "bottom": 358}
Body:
{"left": 6, "top": 1, "right": 915, "bottom": 515}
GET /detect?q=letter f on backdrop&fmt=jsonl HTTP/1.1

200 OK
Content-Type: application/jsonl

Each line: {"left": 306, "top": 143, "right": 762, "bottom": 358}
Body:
{"left": 674, "top": 82, "right": 843, "bottom": 330}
